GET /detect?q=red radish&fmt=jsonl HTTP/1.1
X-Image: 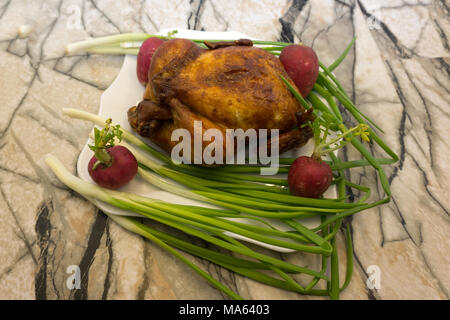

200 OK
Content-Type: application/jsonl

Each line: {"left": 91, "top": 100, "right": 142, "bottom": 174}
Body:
{"left": 287, "top": 121, "right": 370, "bottom": 198}
{"left": 137, "top": 37, "right": 165, "bottom": 85}
{"left": 280, "top": 44, "right": 319, "bottom": 97}
{"left": 88, "top": 146, "right": 137, "bottom": 189}
{"left": 288, "top": 156, "right": 333, "bottom": 198}
{"left": 88, "top": 119, "right": 138, "bottom": 189}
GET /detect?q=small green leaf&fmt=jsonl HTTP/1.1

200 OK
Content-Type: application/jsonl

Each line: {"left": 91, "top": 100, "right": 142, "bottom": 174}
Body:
{"left": 167, "top": 29, "right": 178, "bottom": 39}
{"left": 94, "top": 127, "right": 100, "bottom": 141}
{"left": 88, "top": 118, "right": 122, "bottom": 153}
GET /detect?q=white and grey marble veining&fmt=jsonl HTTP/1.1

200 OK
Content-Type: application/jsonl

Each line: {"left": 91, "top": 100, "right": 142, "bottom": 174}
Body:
{"left": 0, "top": 0, "right": 448, "bottom": 300}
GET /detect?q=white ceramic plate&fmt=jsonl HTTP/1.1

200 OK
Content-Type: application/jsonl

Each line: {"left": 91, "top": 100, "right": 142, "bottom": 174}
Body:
{"left": 77, "top": 28, "right": 336, "bottom": 253}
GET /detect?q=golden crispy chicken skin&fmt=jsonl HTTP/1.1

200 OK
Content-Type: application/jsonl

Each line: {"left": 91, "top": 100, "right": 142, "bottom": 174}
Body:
{"left": 128, "top": 38, "right": 313, "bottom": 160}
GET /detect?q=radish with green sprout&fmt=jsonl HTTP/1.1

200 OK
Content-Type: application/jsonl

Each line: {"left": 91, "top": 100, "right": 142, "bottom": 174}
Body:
{"left": 288, "top": 119, "right": 370, "bottom": 198}
{"left": 88, "top": 119, "right": 138, "bottom": 189}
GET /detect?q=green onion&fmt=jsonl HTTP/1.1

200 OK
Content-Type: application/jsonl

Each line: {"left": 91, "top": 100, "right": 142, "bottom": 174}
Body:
{"left": 66, "top": 33, "right": 156, "bottom": 55}
{"left": 329, "top": 236, "right": 340, "bottom": 299}
{"left": 65, "top": 33, "right": 293, "bottom": 56}
{"left": 328, "top": 37, "right": 355, "bottom": 72}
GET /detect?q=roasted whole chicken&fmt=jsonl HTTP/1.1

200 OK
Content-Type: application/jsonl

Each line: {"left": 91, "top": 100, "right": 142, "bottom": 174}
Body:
{"left": 128, "top": 38, "right": 313, "bottom": 163}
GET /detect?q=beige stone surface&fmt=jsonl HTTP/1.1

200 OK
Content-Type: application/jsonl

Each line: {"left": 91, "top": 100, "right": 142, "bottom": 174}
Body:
{"left": 0, "top": 0, "right": 448, "bottom": 300}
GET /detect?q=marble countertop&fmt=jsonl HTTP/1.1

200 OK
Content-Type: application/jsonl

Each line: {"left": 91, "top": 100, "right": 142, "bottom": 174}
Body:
{"left": 0, "top": 0, "right": 448, "bottom": 300}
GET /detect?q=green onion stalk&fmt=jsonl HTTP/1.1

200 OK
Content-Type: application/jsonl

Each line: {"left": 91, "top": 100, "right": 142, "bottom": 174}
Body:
{"left": 50, "top": 34, "right": 398, "bottom": 299}
{"left": 64, "top": 32, "right": 297, "bottom": 56}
